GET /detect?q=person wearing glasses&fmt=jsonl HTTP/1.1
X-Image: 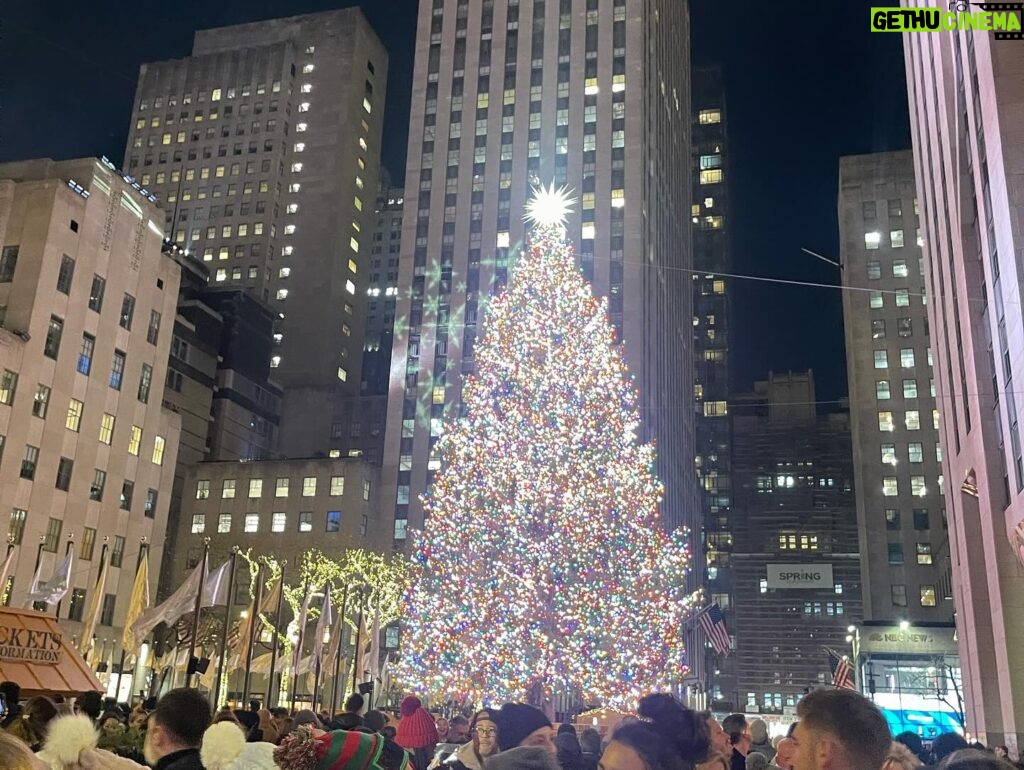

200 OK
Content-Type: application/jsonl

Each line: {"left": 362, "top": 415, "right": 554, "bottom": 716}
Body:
{"left": 442, "top": 709, "right": 500, "bottom": 770}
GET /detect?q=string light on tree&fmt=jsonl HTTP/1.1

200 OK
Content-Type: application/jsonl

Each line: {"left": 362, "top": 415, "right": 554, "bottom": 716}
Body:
{"left": 398, "top": 185, "right": 699, "bottom": 707}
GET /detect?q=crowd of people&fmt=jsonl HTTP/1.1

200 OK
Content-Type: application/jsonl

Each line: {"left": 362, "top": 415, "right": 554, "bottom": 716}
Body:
{"left": 0, "top": 681, "right": 1017, "bottom": 770}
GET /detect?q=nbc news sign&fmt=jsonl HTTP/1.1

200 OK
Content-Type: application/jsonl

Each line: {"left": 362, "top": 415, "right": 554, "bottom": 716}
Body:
{"left": 872, "top": 4, "right": 1023, "bottom": 39}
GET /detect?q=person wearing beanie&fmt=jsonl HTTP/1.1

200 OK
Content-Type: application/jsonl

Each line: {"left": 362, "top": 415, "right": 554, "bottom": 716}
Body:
{"left": 396, "top": 696, "right": 439, "bottom": 770}
{"left": 493, "top": 704, "right": 555, "bottom": 755}
{"left": 554, "top": 724, "right": 588, "bottom": 770}
{"left": 747, "top": 721, "right": 775, "bottom": 763}
{"left": 485, "top": 746, "right": 560, "bottom": 770}
{"left": 440, "top": 708, "right": 500, "bottom": 770}
{"left": 274, "top": 725, "right": 412, "bottom": 770}
{"left": 199, "top": 721, "right": 277, "bottom": 770}
{"left": 294, "top": 710, "right": 326, "bottom": 732}
{"left": 33, "top": 713, "right": 148, "bottom": 770}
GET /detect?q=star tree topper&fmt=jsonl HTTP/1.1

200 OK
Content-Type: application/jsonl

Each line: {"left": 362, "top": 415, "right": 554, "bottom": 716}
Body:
{"left": 524, "top": 182, "right": 575, "bottom": 228}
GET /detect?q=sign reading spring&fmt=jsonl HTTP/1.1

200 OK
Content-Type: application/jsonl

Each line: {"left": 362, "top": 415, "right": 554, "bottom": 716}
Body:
{"left": 0, "top": 628, "right": 63, "bottom": 664}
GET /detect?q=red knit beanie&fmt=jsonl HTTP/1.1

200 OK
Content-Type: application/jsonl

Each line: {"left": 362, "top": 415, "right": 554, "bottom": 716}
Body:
{"left": 395, "top": 698, "right": 439, "bottom": 750}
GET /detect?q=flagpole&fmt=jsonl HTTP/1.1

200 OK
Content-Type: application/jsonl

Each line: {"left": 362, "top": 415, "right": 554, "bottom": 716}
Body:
{"left": 117, "top": 539, "right": 149, "bottom": 698}
{"left": 266, "top": 561, "right": 285, "bottom": 708}
{"left": 213, "top": 546, "right": 240, "bottom": 707}
{"left": 309, "top": 585, "right": 325, "bottom": 712}
{"left": 329, "top": 581, "right": 350, "bottom": 715}
{"left": 290, "top": 580, "right": 310, "bottom": 712}
{"left": 186, "top": 538, "right": 211, "bottom": 688}
{"left": 350, "top": 584, "right": 365, "bottom": 694}
{"left": 1, "top": 536, "right": 14, "bottom": 606}
{"left": 54, "top": 535, "right": 74, "bottom": 617}
{"left": 242, "top": 562, "right": 265, "bottom": 703}
{"left": 84, "top": 540, "right": 110, "bottom": 656}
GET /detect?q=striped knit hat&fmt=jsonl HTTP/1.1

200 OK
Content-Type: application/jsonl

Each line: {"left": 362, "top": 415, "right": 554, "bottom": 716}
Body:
{"left": 274, "top": 726, "right": 412, "bottom": 770}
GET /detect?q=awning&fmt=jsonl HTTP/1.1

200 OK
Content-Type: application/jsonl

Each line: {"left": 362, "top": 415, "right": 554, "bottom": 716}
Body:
{"left": 0, "top": 607, "right": 102, "bottom": 697}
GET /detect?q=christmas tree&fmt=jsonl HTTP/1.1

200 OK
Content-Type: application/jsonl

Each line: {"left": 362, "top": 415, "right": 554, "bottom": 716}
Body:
{"left": 399, "top": 186, "right": 698, "bottom": 707}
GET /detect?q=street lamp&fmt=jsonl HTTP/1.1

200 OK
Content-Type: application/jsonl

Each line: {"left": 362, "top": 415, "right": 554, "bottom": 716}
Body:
{"left": 900, "top": 620, "right": 910, "bottom": 631}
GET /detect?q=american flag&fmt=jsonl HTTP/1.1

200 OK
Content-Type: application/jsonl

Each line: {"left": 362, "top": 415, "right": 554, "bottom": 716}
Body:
{"left": 828, "top": 648, "right": 856, "bottom": 690}
{"left": 698, "top": 603, "right": 731, "bottom": 656}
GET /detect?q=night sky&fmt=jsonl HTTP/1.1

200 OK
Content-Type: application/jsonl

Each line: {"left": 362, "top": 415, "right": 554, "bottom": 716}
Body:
{"left": 0, "top": 0, "right": 910, "bottom": 406}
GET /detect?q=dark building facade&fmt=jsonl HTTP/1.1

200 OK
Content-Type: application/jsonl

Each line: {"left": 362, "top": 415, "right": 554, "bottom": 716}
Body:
{"left": 124, "top": 9, "right": 389, "bottom": 458}
{"left": 160, "top": 248, "right": 281, "bottom": 599}
{"left": 728, "top": 371, "right": 863, "bottom": 714}
{"left": 691, "top": 65, "right": 732, "bottom": 710}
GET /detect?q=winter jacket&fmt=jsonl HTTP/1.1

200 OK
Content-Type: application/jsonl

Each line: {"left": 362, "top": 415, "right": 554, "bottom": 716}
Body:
{"left": 154, "top": 749, "right": 205, "bottom": 770}
{"left": 749, "top": 743, "right": 776, "bottom": 763}
{"left": 443, "top": 740, "right": 487, "bottom": 770}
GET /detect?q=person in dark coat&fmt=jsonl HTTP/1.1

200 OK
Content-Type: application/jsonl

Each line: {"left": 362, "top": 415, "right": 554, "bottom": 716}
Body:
{"left": 142, "top": 688, "right": 211, "bottom": 770}
{"left": 554, "top": 724, "right": 589, "bottom": 770}
{"left": 332, "top": 694, "right": 366, "bottom": 731}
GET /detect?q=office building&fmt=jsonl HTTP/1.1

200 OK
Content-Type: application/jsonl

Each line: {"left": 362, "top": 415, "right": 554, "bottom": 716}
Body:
{"left": 0, "top": 157, "right": 181, "bottom": 656}
{"left": 839, "top": 150, "right": 960, "bottom": 735}
{"left": 362, "top": 181, "right": 404, "bottom": 400}
{"left": 123, "top": 9, "right": 389, "bottom": 457}
{"left": 159, "top": 255, "right": 281, "bottom": 599}
{"left": 382, "top": 1, "right": 695, "bottom": 568}
{"left": 324, "top": 180, "right": 405, "bottom": 466}
{"left": 692, "top": 65, "right": 733, "bottom": 709}
{"left": 901, "top": 4, "right": 1024, "bottom": 746}
{"left": 729, "top": 371, "right": 862, "bottom": 713}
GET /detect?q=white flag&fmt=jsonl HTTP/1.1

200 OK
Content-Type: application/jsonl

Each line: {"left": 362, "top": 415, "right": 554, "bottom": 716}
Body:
{"left": 201, "top": 558, "right": 232, "bottom": 607}
{"left": 28, "top": 551, "right": 73, "bottom": 605}
{"left": 361, "top": 605, "right": 381, "bottom": 679}
{"left": 24, "top": 559, "right": 43, "bottom": 607}
{"left": 129, "top": 556, "right": 206, "bottom": 645}
{"left": 312, "top": 585, "right": 332, "bottom": 667}
{"left": 292, "top": 589, "right": 311, "bottom": 672}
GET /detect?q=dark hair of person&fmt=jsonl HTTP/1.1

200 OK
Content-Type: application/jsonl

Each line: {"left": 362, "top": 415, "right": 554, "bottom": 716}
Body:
{"left": 451, "top": 715, "right": 470, "bottom": 728}
{"left": 152, "top": 688, "right": 212, "bottom": 747}
{"left": 77, "top": 691, "right": 103, "bottom": 720}
{"left": 249, "top": 699, "right": 261, "bottom": 712}
{"left": 611, "top": 694, "right": 710, "bottom": 770}
{"left": 6, "top": 696, "right": 58, "bottom": 749}
{"left": 345, "top": 693, "right": 365, "bottom": 712}
{"left": 932, "top": 734, "right": 971, "bottom": 762}
{"left": 558, "top": 723, "right": 577, "bottom": 736}
{"left": 0, "top": 682, "right": 21, "bottom": 704}
{"left": 364, "top": 709, "right": 388, "bottom": 733}
{"left": 940, "top": 750, "right": 1018, "bottom": 770}
{"left": 721, "top": 714, "right": 746, "bottom": 737}
{"left": 271, "top": 707, "right": 289, "bottom": 718}
{"left": 895, "top": 731, "right": 924, "bottom": 759}
{"left": 796, "top": 689, "right": 889, "bottom": 770}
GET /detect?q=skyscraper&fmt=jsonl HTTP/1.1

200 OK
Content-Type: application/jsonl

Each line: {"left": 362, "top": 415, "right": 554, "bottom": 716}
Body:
{"left": 692, "top": 65, "right": 732, "bottom": 708}
{"left": 382, "top": 1, "right": 695, "bottom": 565}
{"left": 901, "top": 5, "right": 1024, "bottom": 747}
{"left": 0, "top": 157, "right": 181, "bottom": 653}
{"left": 123, "top": 9, "right": 388, "bottom": 457}
{"left": 839, "top": 151, "right": 960, "bottom": 728}
{"left": 729, "top": 371, "right": 862, "bottom": 712}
